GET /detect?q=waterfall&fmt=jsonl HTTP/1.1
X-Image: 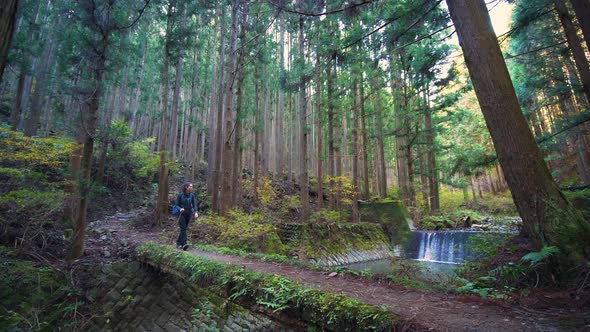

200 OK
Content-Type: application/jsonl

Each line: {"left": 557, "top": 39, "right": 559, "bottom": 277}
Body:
{"left": 405, "top": 231, "right": 483, "bottom": 264}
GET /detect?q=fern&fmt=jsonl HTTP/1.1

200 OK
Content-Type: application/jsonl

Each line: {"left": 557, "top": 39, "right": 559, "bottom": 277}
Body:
{"left": 521, "top": 246, "right": 559, "bottom": 266}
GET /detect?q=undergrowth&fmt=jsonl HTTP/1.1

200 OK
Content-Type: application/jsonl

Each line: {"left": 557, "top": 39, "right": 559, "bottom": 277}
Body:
{"left": 0, "top": 246, "right": 85, "bottom": 331}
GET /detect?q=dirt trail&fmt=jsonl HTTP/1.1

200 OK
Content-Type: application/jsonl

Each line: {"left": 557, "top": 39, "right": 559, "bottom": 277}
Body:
{"left": 89, "top": 209, "right": 588, "bottom": 332}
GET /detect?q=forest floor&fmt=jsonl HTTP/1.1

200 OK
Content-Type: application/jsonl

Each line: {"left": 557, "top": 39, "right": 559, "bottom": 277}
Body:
{"left": 83, "top": 206, "right": 590, "bottom": 332}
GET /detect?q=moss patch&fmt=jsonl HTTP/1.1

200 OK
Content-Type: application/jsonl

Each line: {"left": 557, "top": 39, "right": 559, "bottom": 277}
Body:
{"left": 359, "top": 200, "right": 413, "bottom": 246}
{"left": 137, "top": 243, "right": 398, "bottom": 331}
{"left": 284, "top": 222, "right": 390, "bottom": 260}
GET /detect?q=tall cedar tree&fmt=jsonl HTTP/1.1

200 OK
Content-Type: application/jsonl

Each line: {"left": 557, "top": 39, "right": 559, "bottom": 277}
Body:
{"left": 0, "top": 0, "right": 19, "bottom": 82}
{"left": 446, "top": 0, "right": 590, "bottom": 264}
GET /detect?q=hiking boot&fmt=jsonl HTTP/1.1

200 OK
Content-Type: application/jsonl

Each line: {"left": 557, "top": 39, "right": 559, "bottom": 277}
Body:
{"left": 177, "top": 245, "right": 183, "bottom": 250}
{"left": 182, "top": 244, "right": 189, "bottom": 251}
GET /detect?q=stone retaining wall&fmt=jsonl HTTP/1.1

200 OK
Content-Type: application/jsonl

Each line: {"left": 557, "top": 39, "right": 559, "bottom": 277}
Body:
{"left": 278, "top": 223, "right": 393, "bottom": 266}
{"left": 86, "top": 262, "right": 293, "bottom": 332}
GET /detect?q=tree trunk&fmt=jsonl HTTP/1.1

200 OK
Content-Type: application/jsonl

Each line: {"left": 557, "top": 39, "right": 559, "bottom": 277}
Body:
{"left": 359, "top": 71, "right": 370, "bottom": 200}
{"left": 392, "top": 65, "right": 409, "bottom": 204}
{"left": 447, "top": 0, "right": 590, "bottom": 262}
{"left": 232, "top": 10, "right": 247, "bottom": 207}
{"left": 327, "top": 61, "right": 336, "bottom": 208}
{"left": 406, "top": 139, "right": 416, "bottom": 207}
{"left": 299, "top": 16, "right": 310, "bottom": 221}
{"left": 316, "top": 51, "right": 323, "bottom": 210}
{"left": 206, "top": 8, "right": 221, "bottom": 198}
{"left": 129, "top": 38, "right": 146, "bottom": 131}
{"left": 170, "top": 3, "right": 187, "bottom": 159}
{"left": 62, "top": 125, "right": 84, "bottom": 234}
{"left": 470, "top": 175, "right": 477, "bottom": 204}
{"left": 25, "top": 31, "right": 55, "bottom": 136}
{"left": 570, "top": 0, "right": 590, "bottom": 50}
{"left": 12, "top": 1, "right": 40, "bottom": 131}
{"left": 374, "top": 78, "right": 387, "bottom": 199}
{"left": 254, "top": 71, "right": 260, "bottom": 205}
{"left": 156, "top": 4, "right": 173, "bottom": 227}
{"left": 96, "top": 86, "right": 117, "bottom": 182}
{"left": 555, "top": 0, "right": 590, "bottom": 105}
{"left": 487, "top": 169, "right": 498, "bottom": 195}
{"left": 220, "top": 0, "right": 240, "bottom": 215}
{"left": 10, "top": 69, "right": 26, "bottom": 130}
{"left": 212, "top": 6, "right": 227, "bottom": 213}
{"left": 0, "top": 0, "right": 18, "bottom": 82}
{"left": 351, "top": 76, "right": 360, "bottom": 223}
{"left": 425, "top": 89, "right": 439, "bottom": 211}
{"left": 276, "top": 19, "right": 285, "bottom": 177}
{"left": 69, "top": 37, "right": 108, "bottom": 260}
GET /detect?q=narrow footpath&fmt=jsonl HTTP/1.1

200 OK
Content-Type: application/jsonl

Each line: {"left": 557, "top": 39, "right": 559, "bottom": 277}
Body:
{"left": 87, "top": 208, "right": 589, "bottom": 332}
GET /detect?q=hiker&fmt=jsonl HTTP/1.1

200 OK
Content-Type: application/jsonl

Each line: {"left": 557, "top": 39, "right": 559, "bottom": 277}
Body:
{"left": 176, "top": 182, "right": 199, "bottom": 250}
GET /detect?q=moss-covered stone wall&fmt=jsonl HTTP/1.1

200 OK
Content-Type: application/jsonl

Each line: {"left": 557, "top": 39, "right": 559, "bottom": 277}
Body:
{"left": 277, "top": 222, "right": 393, "bottom": 266}
{"left": 86, "top": 261, "right": 291, "bottom": 331}
{"left": 137, "top": 243, "right": 399, "bottom": 331}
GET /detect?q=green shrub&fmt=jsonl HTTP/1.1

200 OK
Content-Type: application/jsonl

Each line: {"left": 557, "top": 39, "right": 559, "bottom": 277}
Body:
{"left": 438, "top": 188, "right": 467, "bottom": 213}
{"left": 128, "top": 138, "right": 160, "bottom": 179}
{"left": 417, "top": 215, "right": 450, "bottom": 230}
{"left": 311, "top": 208, "right": 348, "bottom": 224}
{"left": 0, "top": 167, "right": 48, "bottom": 190}
{"left": 192, "top": 210, "right": 286, "bottom": 255}
{"left": 0, "top": 126, "right": 72, "bottom": 179}
{"left": 448, "top": 209, "right": 483, "bottom": 223}
{"left": 0, "top": 189, "right": 62, "bottom": 219}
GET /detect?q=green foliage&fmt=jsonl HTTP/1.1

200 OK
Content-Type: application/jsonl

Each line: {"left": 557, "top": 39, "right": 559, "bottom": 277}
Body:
{"left": 276, "top": 194, "right": 301, "bottom": 216}
{"left": 0, "top": 189, "right": 62, "bottom": 216}
{"left": 128, "top": 138, "right": 160, "bottom": 179}
{"left": 243, "top": 175, "right": 277, "bottom": 210}
{"left": 98, "top": 121, "right": 162, "bottom": 190}
{"left": 521, "top": 246, "right": 559, "bottom": 266}
{"left": 0, "top": 246, "right": 84, "bottom": 330}
{"left": 311, "top": 208, "right": 348, "bottom": 224}
{"left": 0, "top": 127, "right": 71, "bottom": 249}
{"left": 325, "top": 176, "right": 357, "bottom": 207}
{"left": 0, "top": 168, "right": 48, "bottom": 191}
{"left": 192, "top": 210, "right": 286, "bottom": 255}
{"left": 455, "top": 277, "right": 511, "bottom": 299}
{"left": 418, "top": 215, "right": 450, "bottom": 230}
{"left": 0, "top": 126, "right": 72, "bottom": 178}
{"left": 434, "top": 187, "right": 516, "bottom": 216}
{"left": 137, "top": 243, "right": 398, "bottom": 331}
{"left": 417, "top": 209, "right": 482, "bottom": 230}
{"left": 456, "top": 245, "right": 561, "bottom": 298}
{"left": 465, "top": 233, "right": 510, "bottom": 261}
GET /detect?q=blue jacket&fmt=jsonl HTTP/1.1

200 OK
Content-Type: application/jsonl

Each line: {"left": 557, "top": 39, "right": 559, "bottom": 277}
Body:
{"left": 176, "top": 192, "right": 197, "bottom": 214}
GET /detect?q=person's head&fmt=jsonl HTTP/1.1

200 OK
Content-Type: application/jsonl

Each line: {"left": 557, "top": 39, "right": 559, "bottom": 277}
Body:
{"left": 182, "top": 182, "right": 193, "bottom": 194}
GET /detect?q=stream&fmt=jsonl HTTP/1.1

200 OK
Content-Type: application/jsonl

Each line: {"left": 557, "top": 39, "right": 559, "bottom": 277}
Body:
{"left": 344, "top": 230, "right": 513, "bottom": 276}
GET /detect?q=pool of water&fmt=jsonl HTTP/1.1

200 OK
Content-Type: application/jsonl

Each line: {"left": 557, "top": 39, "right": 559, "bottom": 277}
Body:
{"left": 342, "top": 230, "right": 513, "bottom": 278}
{"left": 344, "top": 258, "right": 460, "bottom": 277}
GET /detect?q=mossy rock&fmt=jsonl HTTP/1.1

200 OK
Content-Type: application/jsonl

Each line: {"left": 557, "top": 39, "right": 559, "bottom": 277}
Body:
{"left": 359, "top": 200, "right": 413, "bottom": 246}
